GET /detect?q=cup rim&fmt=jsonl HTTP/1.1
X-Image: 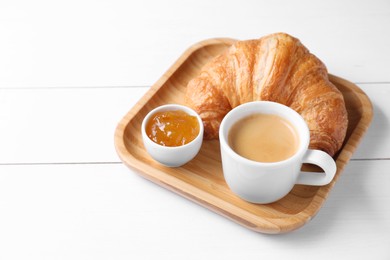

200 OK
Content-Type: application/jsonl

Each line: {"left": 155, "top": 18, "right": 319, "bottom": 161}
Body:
{"left": 219, "top": 101, "right": 310, "bottom": 167}
{"left": 141, "top": 104, "right": 204, "bottom": 150}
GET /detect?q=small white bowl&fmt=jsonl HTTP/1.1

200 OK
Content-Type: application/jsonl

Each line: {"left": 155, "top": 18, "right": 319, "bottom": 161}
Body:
{"left": 141, "top": 104, "right": 204, "bottom": 167}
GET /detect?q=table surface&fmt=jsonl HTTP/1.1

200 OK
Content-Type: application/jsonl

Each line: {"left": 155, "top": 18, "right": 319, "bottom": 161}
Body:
{"left": 1, "top": 0, "right": 389, "bottom": 259}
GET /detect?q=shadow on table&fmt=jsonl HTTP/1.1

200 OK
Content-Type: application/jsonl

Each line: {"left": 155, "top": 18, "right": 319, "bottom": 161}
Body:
{"left": 263, "top": 102, "right": 388, "bottom": 241}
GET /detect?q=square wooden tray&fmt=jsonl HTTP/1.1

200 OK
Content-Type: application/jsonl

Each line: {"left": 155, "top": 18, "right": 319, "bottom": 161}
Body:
{"left": 114, "top": 38, "right": 373, "bottom": 234}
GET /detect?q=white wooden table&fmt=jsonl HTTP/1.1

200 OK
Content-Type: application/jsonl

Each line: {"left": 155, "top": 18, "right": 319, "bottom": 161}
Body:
{"left": 1, "top": 0, "right": 389, "bottom": 259}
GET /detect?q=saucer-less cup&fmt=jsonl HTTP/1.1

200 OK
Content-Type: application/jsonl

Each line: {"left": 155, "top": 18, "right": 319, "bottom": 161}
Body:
{"left": 219, "top": 101, "right": 337, "bottom": 204}
{"left": 141, "top": 104, "right": 204, "bottom": 167}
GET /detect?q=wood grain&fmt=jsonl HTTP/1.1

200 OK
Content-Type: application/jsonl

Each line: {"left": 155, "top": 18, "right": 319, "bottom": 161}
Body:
{"left": 114, "top": 38, "right": 373, "bottom": 234}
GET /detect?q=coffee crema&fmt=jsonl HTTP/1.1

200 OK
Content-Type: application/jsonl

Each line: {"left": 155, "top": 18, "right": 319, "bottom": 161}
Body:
{"left": 228, "top": 113, "right": 299, "bottom": 163}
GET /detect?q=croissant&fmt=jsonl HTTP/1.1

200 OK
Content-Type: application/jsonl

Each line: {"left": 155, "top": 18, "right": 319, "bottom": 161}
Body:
{"left": 185, "top": 33, "right": 348, "bottom": 156}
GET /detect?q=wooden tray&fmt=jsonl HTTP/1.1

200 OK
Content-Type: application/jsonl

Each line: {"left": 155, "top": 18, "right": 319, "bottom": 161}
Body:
{"left": 114, "top": 38, "right": 373, "bottom": 234}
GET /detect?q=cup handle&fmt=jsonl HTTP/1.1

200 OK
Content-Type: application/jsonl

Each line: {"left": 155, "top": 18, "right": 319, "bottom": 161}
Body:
{"left": 296, "top": 149, "right": 337, "bottom": 186}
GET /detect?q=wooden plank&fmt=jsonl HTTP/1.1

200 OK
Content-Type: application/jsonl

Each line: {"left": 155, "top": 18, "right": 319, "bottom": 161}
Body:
{"left": 0, "top": 83, "right": 387, "bottom": 164}
{"left": 0, "top": 160, "right": 388, "bottom": 259}
{"left": 0, "top": 87, "right": 148, "bottom": 164}
{"left": 0, "top": 0, "right": 389, "bottom": 88}
{"left": 353, "top": 83, "right": 390, "bottom": 159}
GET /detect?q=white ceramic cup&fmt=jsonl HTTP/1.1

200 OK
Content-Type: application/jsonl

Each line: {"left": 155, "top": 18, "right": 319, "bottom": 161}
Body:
{"left": 219, "top": 101, "right": 337, "bottom": 204}
{"left": 141, "top": 104, "right": 204, "bottom": 167}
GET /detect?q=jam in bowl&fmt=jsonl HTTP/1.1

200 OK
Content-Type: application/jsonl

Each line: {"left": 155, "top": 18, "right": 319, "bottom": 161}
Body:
{"left": 141, "top": 104, "right": 204, "bottom": 167}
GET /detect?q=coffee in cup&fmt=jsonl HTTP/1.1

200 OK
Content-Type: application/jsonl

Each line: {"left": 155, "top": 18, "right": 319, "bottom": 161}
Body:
{"left": 228, "top": 113, "right": 299, "bottom": 163}
{"left": 219, "top": 101, "right": 337, "bottom": 204}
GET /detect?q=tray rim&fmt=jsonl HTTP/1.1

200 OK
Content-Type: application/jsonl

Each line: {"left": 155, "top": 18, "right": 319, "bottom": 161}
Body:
{"left": 114, "top": 38, "right": 373, "bottom": 234}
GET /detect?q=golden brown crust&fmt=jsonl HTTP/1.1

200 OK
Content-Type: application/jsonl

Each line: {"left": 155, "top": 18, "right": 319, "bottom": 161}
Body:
{"left": 185, "top": 33, "right": 348, "bottom": 156}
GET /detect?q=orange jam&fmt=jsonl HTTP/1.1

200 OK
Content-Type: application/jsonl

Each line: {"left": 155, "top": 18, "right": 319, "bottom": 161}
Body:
{"left": 146, "top": 110, "right": 200, "bottom": 147}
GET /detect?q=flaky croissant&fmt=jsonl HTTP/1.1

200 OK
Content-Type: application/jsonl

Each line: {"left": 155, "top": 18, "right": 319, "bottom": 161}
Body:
{"left": 186, "top": 33, "right": 348, "bottom": 156}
